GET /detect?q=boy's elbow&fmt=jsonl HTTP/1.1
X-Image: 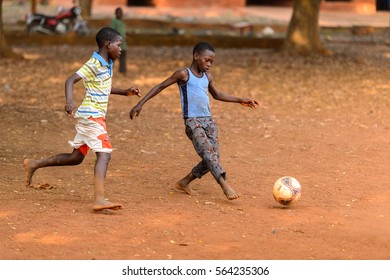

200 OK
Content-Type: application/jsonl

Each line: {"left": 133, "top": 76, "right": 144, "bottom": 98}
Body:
{"left": 212, "top": 93, "right": 223, "bottom": 101}
{"left": 66, "top": 74, "right": 81, "bottom": 85}
{"left": 65, "top": 76, "right": 74, "bottom": 86}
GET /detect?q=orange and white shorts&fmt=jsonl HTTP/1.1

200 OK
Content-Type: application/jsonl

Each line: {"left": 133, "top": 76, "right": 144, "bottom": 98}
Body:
{"left": 68, "top": 117, "right": 113, "bottom": 155}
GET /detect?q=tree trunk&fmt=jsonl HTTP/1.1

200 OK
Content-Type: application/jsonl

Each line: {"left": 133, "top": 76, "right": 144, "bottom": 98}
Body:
{"left": 0, "top": 0, "right": 4, "bottom": 46}
{"left": 0, "top": 0, "right": 10, "bottom": 57}
{"left": 79, "top": 0, "right": 93, "bottom": 18}
{"left": 282, "top": 0, "right": 326, "bottom": 55}
{"left": 0, "top": 0, "right": 23, "bottom": 58}
{"left": 31, "top": 0, "right": 37, "bottom": 14}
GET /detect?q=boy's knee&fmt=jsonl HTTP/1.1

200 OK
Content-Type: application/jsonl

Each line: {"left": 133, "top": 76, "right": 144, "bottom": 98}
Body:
{"left": 73, "top": 153, "right": 85, "bottom": 164}
{"left": 96, "top": 152, "right": 111, "bottom": 164}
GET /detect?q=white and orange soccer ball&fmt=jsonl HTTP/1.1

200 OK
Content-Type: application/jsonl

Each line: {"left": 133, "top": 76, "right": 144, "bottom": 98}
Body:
{"left": 273, "top": 176, "right": 302, "bottom": 206}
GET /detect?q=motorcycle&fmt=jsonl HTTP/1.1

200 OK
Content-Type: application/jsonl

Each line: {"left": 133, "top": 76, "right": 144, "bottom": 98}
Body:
{"left": 26, "top": 6, "right": 90, "bottom": 36}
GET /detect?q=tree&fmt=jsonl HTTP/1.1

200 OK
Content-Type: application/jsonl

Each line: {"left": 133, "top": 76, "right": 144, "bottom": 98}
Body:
{"left": 79, "top": 0, "right": 93, "bottom": 18}
{"left": 282, "top": 0, "right": 326, "bottom": 55}
{"left": 0, "top": 0, "right": 22, "bottom": 58}
{"left": 0, "top": 0, "right": 11, "bottom": 57}
{"left": 31, "top": 0, "right": 37, "bottom": 14}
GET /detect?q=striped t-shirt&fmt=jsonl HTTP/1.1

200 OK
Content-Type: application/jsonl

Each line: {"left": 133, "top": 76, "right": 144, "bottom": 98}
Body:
{"left": 75, "top": 52, "right": 113, "bottom": 119}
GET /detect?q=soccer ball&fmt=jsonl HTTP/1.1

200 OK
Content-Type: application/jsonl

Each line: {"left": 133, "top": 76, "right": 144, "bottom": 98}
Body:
{"left": 273, "top": 176, "right": 302, "bottom": 206}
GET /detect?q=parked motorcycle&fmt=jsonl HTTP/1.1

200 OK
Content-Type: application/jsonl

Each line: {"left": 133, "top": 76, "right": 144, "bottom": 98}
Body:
{"left": 26, "top": 6, "right": 90, "bottom": 36}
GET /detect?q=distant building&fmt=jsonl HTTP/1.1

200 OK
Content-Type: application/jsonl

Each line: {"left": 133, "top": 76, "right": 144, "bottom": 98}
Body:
{"left": 51, "top": 1, "right": 385, "bottom": 12}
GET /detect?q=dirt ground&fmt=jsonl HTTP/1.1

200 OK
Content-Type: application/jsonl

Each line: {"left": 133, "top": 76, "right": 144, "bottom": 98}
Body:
{"left": 1, "top": 41, "right": 390, "bottom": 260}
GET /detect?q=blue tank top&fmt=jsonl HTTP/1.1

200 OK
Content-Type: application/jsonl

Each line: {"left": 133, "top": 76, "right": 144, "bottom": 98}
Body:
{"left": 178, "top": 68, "right": 211, "bottom": 119}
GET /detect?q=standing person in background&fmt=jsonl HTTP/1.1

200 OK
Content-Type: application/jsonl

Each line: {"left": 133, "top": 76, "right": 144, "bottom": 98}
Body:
{"left": 111, "top": 7, "right": 127, "bottom": 74}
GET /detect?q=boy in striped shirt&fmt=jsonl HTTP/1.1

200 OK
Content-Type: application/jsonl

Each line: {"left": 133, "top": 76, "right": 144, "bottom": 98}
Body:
{"left": 24, "top": 27, "right": 141, "bottom": 212}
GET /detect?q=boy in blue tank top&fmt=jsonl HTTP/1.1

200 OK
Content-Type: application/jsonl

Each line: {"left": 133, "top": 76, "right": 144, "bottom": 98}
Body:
{"left": 130, "top": 42, "right": 258, "bottom": 200}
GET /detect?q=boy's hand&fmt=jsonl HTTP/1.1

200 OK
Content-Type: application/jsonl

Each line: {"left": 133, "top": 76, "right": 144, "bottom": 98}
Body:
{"left": 241, "top": 99, "right": 259, "bottom": 109}
{"left": 125, "top": 87, "right": 141, "bottom": 97}
{"left": 129, "top": 104, "right": 142, "bottom": 120}
{"left": 64, "top": 102, "right": 74, "bottom": 115}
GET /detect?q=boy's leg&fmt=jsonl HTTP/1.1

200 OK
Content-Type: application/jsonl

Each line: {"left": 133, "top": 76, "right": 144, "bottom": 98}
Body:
{"left": 218, "top": 176, "right": 239, "bottom": 200}
{"left": 185, "top": 118, "right": 239, "bottom": 200}
{"left": 92, "top": 152, "right": 123, "bottom": 211}
{"left": 176, "top": 172, "right": 197, "bottom": 195}
{"left": 23, "top": 149, "right": 85, "bottom": 187}
{"left": 201, "top": 119, "right": 239, "bottom": 199}
{"left": 176, "top": 120, "right": 210, "bottom": 196}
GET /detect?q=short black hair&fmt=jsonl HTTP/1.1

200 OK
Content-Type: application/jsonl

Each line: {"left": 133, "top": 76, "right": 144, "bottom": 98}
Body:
{"left": 95, "top": 27, "right": 121, "bottom": 48}
{"left": 193, "top": 42, "right": 215, "bottom": 55}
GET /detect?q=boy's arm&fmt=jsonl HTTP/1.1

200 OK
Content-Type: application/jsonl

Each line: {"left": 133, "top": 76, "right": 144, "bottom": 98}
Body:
{"left": 207, "top": 73, "right": 259, "bottom": 109}
{"left": 111, "top": 87, "right": 141, "bottom": 97}
{"left": 129, "top": 69, "right": 187, "bottom": 119}
{"left": 64, "top": 73, "right": 82, "bottom": 115}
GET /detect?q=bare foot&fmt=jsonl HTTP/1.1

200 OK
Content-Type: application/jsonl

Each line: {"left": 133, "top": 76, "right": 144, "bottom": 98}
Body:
{"left": 23, "top": 159, "right": 38, "bottom": 187}
{"left": 175, "top": 181, "right": 197, "bottom": 196}
{"left": 93, "top": 209, "right": 116, "bottom": 215}
{"left": 30, "top": 183, "right": 52, "bottom": 189}
{"left": 92, "top": 200, "right": 123, "bottom": 211}
{"left": 222, "top": 185, "right": 240, "bottom": 200}
{"left": 218, "top": 176, "right": 239, "bottom": 200}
